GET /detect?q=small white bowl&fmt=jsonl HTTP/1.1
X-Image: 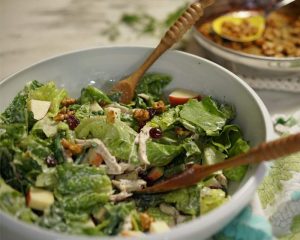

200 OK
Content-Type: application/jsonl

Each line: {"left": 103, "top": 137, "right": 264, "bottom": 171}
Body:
{"left": 0, "top": 46, "right": 273, "bottom": 240}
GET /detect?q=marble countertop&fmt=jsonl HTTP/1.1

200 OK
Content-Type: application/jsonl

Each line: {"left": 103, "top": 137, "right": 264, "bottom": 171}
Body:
{"left": 1, "top": 0, "right": 299, "bottom": 116}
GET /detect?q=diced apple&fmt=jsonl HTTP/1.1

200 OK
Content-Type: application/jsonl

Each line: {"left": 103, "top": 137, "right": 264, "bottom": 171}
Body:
{"left": 149, "top": 221, "right": 170, "bottom": 234}
{"left": 147, "top": 167, "right": 164, "bottom": 182}
{"left": 30, "top": 99, "right": 51, "bottom": 120}
{"left": 27, "top": 187, "right": 54, "bottom": 211}
{"left": 87, "top": 148, "right": 104, "bottom": 167}
{"left": 168, "top": 89, "right": 200, "bottom": 106}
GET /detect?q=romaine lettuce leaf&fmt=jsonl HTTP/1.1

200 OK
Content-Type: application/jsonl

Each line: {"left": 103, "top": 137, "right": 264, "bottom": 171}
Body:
{"left": 146, "top": 141, "right": 183, "bottom": 166}
{"left": 136, "top": 73, "right": 171, "bottom": 100}
{"left": 203, "top": 144, "right": 227, "bottom": 166}
{"left": 212, "top": 125, "right": 250, "bottom": 181}
{"left": 212, "top": 125, "right": 244, "bottom": 153}
{"left": 39, "top": 202, "right": 102, "bottom": 236}
{"left": 0, "top": 178, "right": 38, "bottom": 223}
{"left": 1, "top": 80, "right": 43, "bottom": 124}
{"left": 148, "top": 107, "right": 179, "bottom": 131}
{"left": 79, "top": 86, "right": 112, "bottom": 105}
{"left": 54, "top": 163, "right": 112, "bottom": 213}
{"left": 146, "top": 207, "right": 175, "bottom": 226}
{"left": 163, "top": 185, "right": 200, "bottom": 216}
{"left": 179, "top": 98, "right": 231, "bottom": 136}
{"left": 28, "top": 81, "right": 67, "bottom": 116}
{"left": 100, "top": 202, "right": 137, "bottom": 235}
{"left": 75, "top": 117, "right": 139, "bottom": 163}
{"left": 200, "top": 187, "right": 228, "bottom": 214}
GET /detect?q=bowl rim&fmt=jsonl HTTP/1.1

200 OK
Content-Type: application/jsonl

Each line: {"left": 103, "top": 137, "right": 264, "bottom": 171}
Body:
{"left": 192, "top": 26, "right": 300, "bottom": 62}
{"left": 0, "top": 45, "right": 274, "bottom": 240}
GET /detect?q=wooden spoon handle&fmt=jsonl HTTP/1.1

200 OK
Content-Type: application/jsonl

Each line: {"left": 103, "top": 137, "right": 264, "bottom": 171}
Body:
{"left": 129, "top": 1, "right": 212, "bottom": 87}
{"left": 142, "top": 132, "right": 300, "bottom": 193}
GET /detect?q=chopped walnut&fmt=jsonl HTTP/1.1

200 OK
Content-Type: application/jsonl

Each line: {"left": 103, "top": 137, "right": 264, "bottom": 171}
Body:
{"left": 152, "top": 100, "right": 166, "bottom": 113}
{"left": 61, "top": 98, "right": 76, "bottom": 107}
{"left": 53, "top": 107, "right": 75, "bottom": 122}
{"left": 133, "top": 109, "right": 150, "bottom": 122}
{"left": 61, "top": 138, "right": 83, "bottom": 155}
{"left": 106, "top": 110, "right": 117, "bottom": 124}
{"left": 140, "top": 213, "right": 153, "bottom": 231}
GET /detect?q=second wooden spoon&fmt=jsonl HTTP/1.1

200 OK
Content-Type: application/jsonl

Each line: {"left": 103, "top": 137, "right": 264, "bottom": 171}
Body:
{"left": 112, "top": 0, "right": 214, "bottom": 104}
{"left": 139, "top": 132, "right": 300, "bottom": 193}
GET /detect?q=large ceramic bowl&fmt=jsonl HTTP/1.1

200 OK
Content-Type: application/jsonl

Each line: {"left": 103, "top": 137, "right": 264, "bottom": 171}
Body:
{"left": 0, "top": 46, "right": 273, "bottom": 240}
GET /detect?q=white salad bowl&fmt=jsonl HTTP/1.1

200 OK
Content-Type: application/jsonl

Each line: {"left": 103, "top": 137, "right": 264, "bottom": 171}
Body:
{"left": 0, "top": 46, "right": 273, "bottom": 240}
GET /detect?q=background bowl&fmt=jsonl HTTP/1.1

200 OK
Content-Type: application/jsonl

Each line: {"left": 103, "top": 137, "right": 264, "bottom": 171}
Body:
{"left": 193, "top": 0, "right": 300, "bottom": 80}
{"left": 0, "top": 46, "right": 273, "bottom": 240}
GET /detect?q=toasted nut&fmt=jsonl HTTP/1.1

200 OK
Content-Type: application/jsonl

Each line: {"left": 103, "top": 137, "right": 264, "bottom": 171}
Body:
{"left": 140, "top": 213, "right": 153, "bottom": 231}
{"left": 106, "top": 110, "right": 117, "bottom": 124}
{"left": 61, "top": 138, "right": 83, "bottom": 155}
{"left": 61, "top": 98, "right": 76, "bottom": 107}
{"left": 53, "top": 113, "right": 65, "bottom": 121}
{"left": 133, "top": 109, "right": 150, "bottom": 122}
{"left": 152, "top": 100, "right": 166, "bottom": 113}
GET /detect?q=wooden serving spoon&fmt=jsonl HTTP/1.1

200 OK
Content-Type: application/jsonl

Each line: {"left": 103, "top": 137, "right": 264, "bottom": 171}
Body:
{"left": 112, "top": 0, "right": 215, "bottom": 104}
{"left": 139, "top": 132, "right": 300, "bottom": 193}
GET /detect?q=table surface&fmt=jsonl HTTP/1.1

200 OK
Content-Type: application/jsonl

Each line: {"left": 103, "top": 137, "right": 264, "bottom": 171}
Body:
{"left": 1, "top": 0, "right": 299, "bottom": 116}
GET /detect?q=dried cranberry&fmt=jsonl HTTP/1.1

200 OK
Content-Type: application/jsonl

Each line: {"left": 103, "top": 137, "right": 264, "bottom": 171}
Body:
{"left": 149, "top": 127, "right": 162, "bottom": 139}
{"left": 138, "top": 122, "right": 146, "bottom": 132}
{"left": 45, "top": 155, "right": 58, "bottom": 167}
{"left": 147, "top": 108, "right": 157, "bottom": 119}
{"left": 66, "top": 115, "right": 80, "bottom": 130}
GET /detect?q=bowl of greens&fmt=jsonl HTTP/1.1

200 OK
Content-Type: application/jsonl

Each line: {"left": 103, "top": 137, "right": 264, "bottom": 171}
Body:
{"left": 0, "top": 46, "right": 273, "bottom": 240}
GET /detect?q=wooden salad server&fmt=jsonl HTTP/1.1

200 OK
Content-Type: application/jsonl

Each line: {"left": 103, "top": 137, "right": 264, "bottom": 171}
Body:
{"left": 139, "top": 132, "right": 300, "bottom": 193}
{"left": 112, "top": 0, "right": 215, "bottom": 104}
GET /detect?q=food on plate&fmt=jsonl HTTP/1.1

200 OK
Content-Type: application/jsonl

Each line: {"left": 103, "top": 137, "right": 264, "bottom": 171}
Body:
{"left": 0, "top": 73, "right": 250, "bottom": 236}
{"left": 198, "top": 8, "right": 300, "bottom": 57}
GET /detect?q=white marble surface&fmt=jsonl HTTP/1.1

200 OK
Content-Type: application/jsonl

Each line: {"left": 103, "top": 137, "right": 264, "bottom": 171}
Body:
{"left": 1, "top": 0, "right": 299, "bottom": 116}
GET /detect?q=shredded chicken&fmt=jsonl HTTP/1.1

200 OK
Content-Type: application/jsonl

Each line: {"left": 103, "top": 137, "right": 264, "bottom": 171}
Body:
{"left": 135, "top": 126, "right": 152, "bottom": 165}
{"left": 109, "top": 191, "right": 132, "bottom": 202}
{"left": 112, "top": 179, "right": 146, "bottom": 193}
{"left": 76, "top": 139, "right": 122, "bottom": 174}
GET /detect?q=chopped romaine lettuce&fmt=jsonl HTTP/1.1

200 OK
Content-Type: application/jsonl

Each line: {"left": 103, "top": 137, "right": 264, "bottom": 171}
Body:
{"left": 75, "top": 117, "right": 139, "bottom": 163}
{"left": 200, "top": 187, "right": 228, "bottom": 214}
{"left": 146, "top": 207, "right": 175, "bottom": 226}
{"left": 80, "top": 86, "right": 112, "bottom": 105}
{"left": 179, "top": 98, "right": 232, "bottom": 136}
{"left": 0, "top": 178, "right": 38, "bottom": 223}
{"left": 146, "top": 141, "right": 183, "bottom": 166}
{"left": 1, "top": 80, "right": 43, "bottom": 124}
{"left": 54, "top": 163, "right": 112, "bottom": 213}
{"left": 136, "top": 73, "right": 172, "bottom": 100}
{"left": 163, "top": 185, "right": 200, "bottom": 216}
{"left": 203, "top": 144, "right": 227, "bottom": 166}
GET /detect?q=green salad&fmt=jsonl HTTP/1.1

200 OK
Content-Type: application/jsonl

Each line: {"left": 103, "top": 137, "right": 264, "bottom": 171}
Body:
{"left": 0, "top": 73, "right": 250, "bottom": 237}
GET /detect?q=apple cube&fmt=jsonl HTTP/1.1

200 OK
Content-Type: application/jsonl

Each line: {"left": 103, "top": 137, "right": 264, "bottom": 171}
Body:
{"left": 27, "top": 187, "right": 54, "bottom": 211}
{"left": 30, "top": 99, "right": 51, "bottom": 120}
{"left": 168, "top": 89, "right": 200, "bottom": 106}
